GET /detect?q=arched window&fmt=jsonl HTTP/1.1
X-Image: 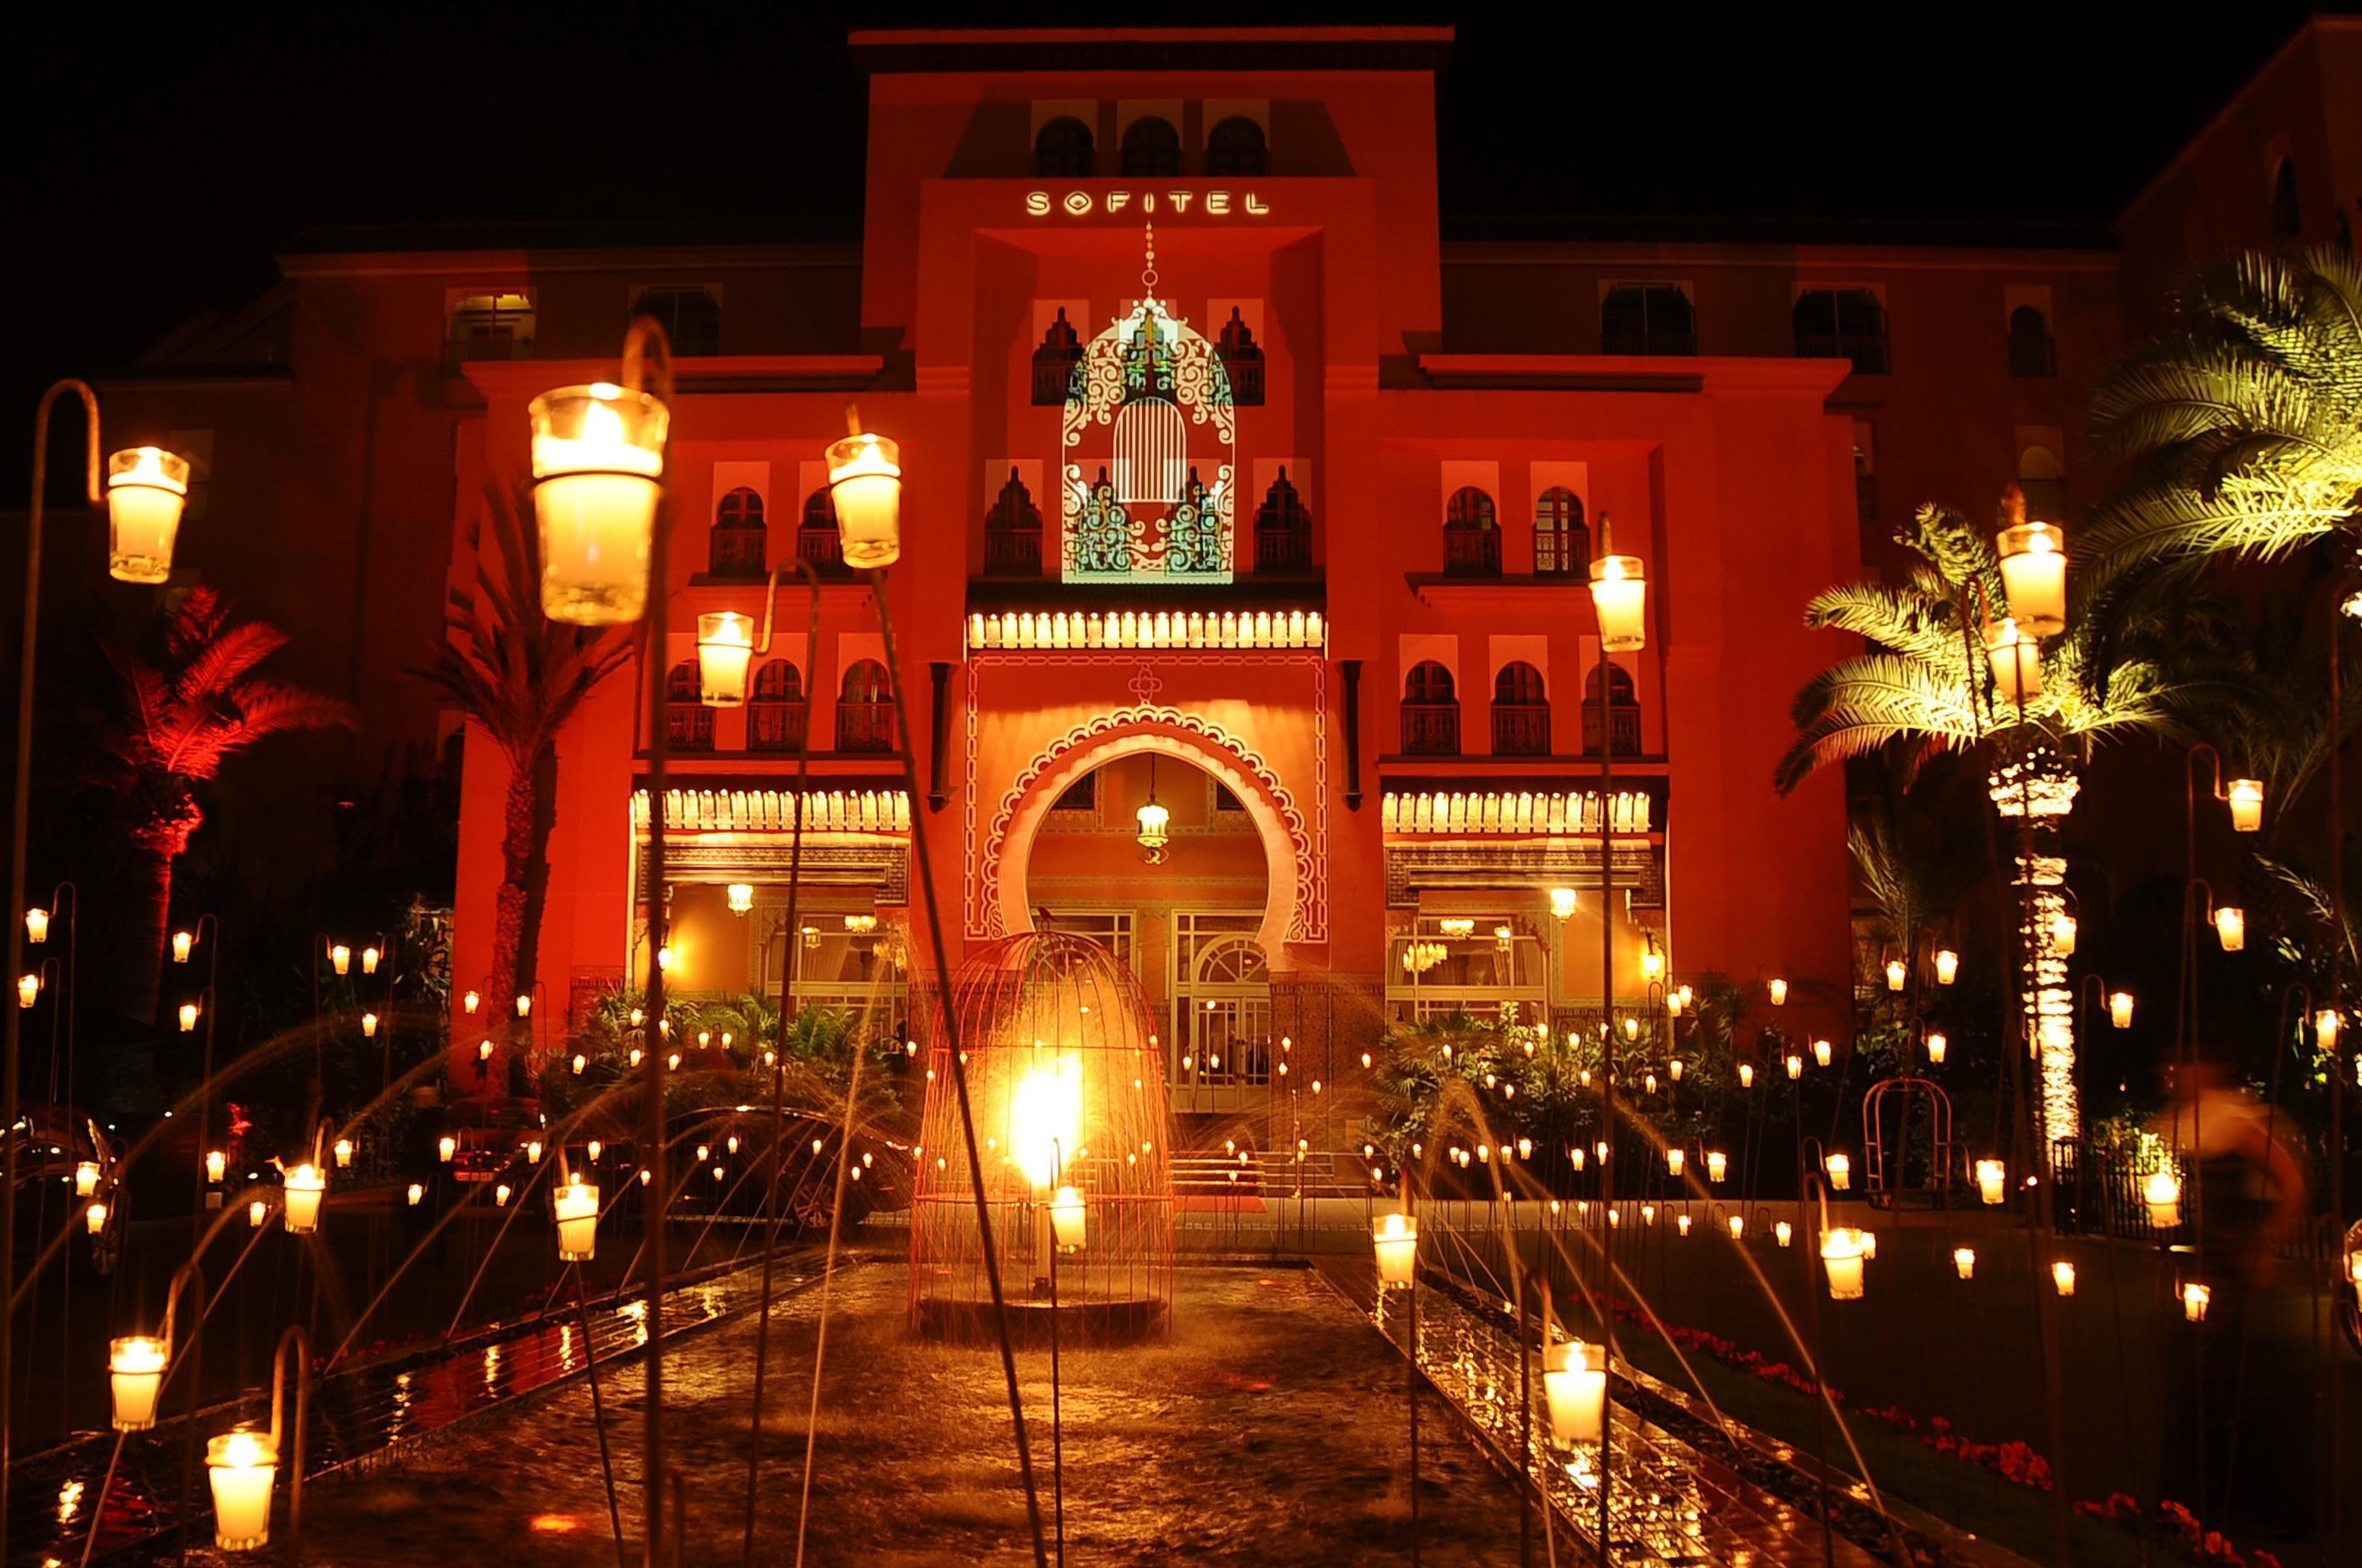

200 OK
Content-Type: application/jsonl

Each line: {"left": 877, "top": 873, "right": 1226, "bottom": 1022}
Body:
{"left": 1794, "top": 288, "right": 1889, "bottom": 375}
{"left": 836, "top": 658, "right": 895, "bottom": 753}
{"left": 1402, "top": 661, "right": 1459, "bottom": 755}
{"left": 2270, "top": 159, "right": 2301, "bottom": 244}
{"left": 1443, "top": 486, "right": 1501, "bottom": 576}
{"left": 2017, "top": 445, "right": 2066, "bottom": 522}
{"left": 983, "top": 468, "right": 1044, "bottom": 577}
{"left": 1121, "top": 116, "right": 1181, "bottom": 177}
{"left": 666, "top": 660, "right": 713, "bottom": 752}
{"left": 798, "top": 488, "right": 844, "bottom": 574}
{"left": 2007, "top": 305, "right": 2055, "bottom": 378}
{"left": 710, "top": 486, "right": 766, "bottom": 576}
{"left": 1035, "top": 117, "right": 1094, "bottom": 178}
{"left": 1032, "top": 307, "right": 1083, "bottom": 406}
{"left": 1215, "top": 307, "right": 1265, "bottom": 406}
{"left": 630, "top": 287, "right": 721, "bottom": 357}
{"left": 1583, "top": 664, "right": 1639, "bottom": 757}
{"left": 1206, "top": 116, "right": 1268, "bottom": 176}
{"left": 1533, "top": 487, "right": 1588, "bottom": 576}
{"left": 1600, "top": 284, "right": 1696, "bottom": 356}
{"left": 1492, "top": 662, "right": 1550, "bottom": 756}
{"left": 748, "top": 660, "right": 807, "bottom": 753}
{"left": 1255, "top": 468, "right": 1313, "bottom": 576}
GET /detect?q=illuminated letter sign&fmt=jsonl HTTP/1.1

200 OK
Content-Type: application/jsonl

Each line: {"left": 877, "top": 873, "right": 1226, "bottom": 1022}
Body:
{"left": 1025, "top": 190, "right": 1269, "bottom": 219}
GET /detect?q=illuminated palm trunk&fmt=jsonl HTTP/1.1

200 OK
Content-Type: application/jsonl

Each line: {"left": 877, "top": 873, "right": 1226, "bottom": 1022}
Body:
{"left": 1990, "top": 753, "right": 2079, "bottom": 1153}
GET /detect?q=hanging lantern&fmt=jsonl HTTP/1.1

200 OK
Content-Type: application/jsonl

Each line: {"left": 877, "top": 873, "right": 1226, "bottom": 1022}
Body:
{"left": 726, "top": 882, "right": 755, "bottom": 915}
{"left": 109, "top": 1335, "right": 168, "bottom": 1431}
{"left": 1884, "top": 960, "right": 1906, "bottom": 993}
{"left": 1995, "top": 518, "right": 2067, "bottom": 636}
{"left": 2316, "top": 1009, "right": 2341, "bottom": 1050}
{"left": 1935, "top": 949, "right": 1959, "bottom": 984}
{"left": 527, "top": 1140, "right": 544, "bottom": 1164}
{"left": 1926, "top": 1032, "right": 1948, "bottom": 1064}
{"left": 75, "top": 1160, "right": 99, "bottom": 1196}
{"left": 1372, "top": 1212, "right": 1419, "bottom": 1286}
{"left": 479, "top": 1039, "right": 494, "bottom": 1061}
{"left": 439, "top": 1136, "right": 456, "bottom": 1163}
{"left": 2182, "top": 1281, "right": 2210, "bottom": 1322}
{"left": 1976, "top": 1159, "right": 2007, "bottom": 1206}
{"left": 1051, "top": 1185, "right": 1087, "bottom": 1249}
{"left": 85, "top": 1201, "right": 109, "bottom": 1235}
{"left": 206, "top": 1429, "right": 279, "bottom": 1550}
{"left": 172, "top": 930, "right": 193, "bottom": 964}
{"left": 361, "top": 1012, "right": 378, "bottom": 1039}
{"left": 1984, "top": 618, "right": 2042, "bottom": 703}
{"left": 2109, "top": 991, "right": 2134, "bottom": 1029}
{"left": 697, "top": 611, "right": 756, "bottom": 706}
{"left": 588, "top": 1140, "right": 603, "bottom": 1163}
{"left": 1738, "top": 1062, "right": 1755, "bottom": 1089}
{"left": 361, "top": 944, "right": 380, "bottom": 976}
{"left": 630, "top": 1047, "right": 644, "bottom": 1068}
{"left": 407, "top": 1183, "right": 424, "bottom": 1207}
{"left": 1727, "top": 1215, "right": 1746, "bottom": 1240}
{"left": 1676, "top": 1212, "right": 1693, "bottom": 1236}
{"left": 1775, "top": 1220, "right": 1793, "bottom": 1248}
{"left": 333, "top": 1138, "right": 354, "bottom": 1170}
{"left": 1954, "top": 1246, "right": 1976, "bottom": 1280}
{"left": 529, "top": 381, "right": 669, "bottom": 624}
{"left": 826, "top": 428, "right": 903, "bottom": 568}
{"left": 2143, "top": 1169, "right": 2181, "bottom": 1229}
{"left": 1666, "top": 990, "right": 1685, "bottom": 1019}
{"left": 2052, "top": 1261, "right": 2077, "bottom": 1296}
{"left": 1137, "top": 759, "right": 1171, "bottom": 861}
{"left": 1813, "top": 1039, "right": 1833, "bottom": 1068}
{"left": 1669, "top": 1057, "right": 1684, "bottom": 1082}
{"left": 329, "top": 944, "right": 350, "bottom": 977}
{"left": 495, "top": 1183, "right": 512, "bottom": 1207}
{"left": 1588, "top": 535, "right": 1648, "bottom": 652}
{"left": 572, "top": 1052, "right": 587, "bottom": 1075}
{"left": 1549, "top": 887, "right": 1577, "bottom": 922}
{"left": 283, "top": 1164, "right": 326, "bottom": 1233}
{"left": 14, "top": 973, "right": 36, "bottom": 1008}
{"left": 1542, "top": 1340, "right": 1607, "bottom": 1442}
{"left": 1820, "top": 1227, "right": 1867, "bottom": 1299}
{"left": 1784, "top": 1055, "right": 1802, "bottom": 1080}
{"left": 206, "top": 1150, "right": 227, "bottom": 1184}
{"left": 2214, "top": 906, "right": 2245, "bottom": 952}
{"left": 515, "top": 994, "right": 532, "bottom": 1018}
{"left": 1705, "top": 1151, "right": 1727, "bottom": 1183}
{"left": 1768, "top": 977, "right": 1788, "bottom": 1006}
{"left": 1666, "top": 1148, "right": 1685, "bottom": 1177}
{"left": 554, "top": 1179, "right": 600, "bottom": 1261}
{"left": 1825, "top": 1153, "right": 1851, "bottom": 1190}
{"left": 24, "top": 908, "right": 48, "bottom": 944}
{"left": 249, "top": 1198, "right": 268, "bottom": 1229}
{"left": 1641, "top": 948, "right": 1665, "bottom": 983}
{"left": 179, "top": 1001, "right": 199, "bottom": 1033}
{"left": 104, "top": 445, "right": 190, "bottom": 584}
{"left": 463, "top": 990, "right": 480, "bottom": 1015}
{"left": 2226, "top": 778, "right": 2264, "bottom": 833}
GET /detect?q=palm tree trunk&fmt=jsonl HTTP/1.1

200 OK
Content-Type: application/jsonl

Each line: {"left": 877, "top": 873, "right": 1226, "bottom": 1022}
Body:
{"left": 484, "top": 759, "right": 535, "bottom": 1097}
{"left": 121, "top": 841, "right": 175, "bottom": 1028}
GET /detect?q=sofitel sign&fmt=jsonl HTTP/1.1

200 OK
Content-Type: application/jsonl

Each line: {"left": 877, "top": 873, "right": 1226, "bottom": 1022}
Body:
{"left": 1026, "top": 189, "right": 1270, "bottom": 217}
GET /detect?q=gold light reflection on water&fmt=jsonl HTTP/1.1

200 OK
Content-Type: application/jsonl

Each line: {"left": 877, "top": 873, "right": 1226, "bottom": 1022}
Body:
{"left": 484, "top": 1343, "right": 502, "bottom": 1395}
{"left": 619, "top": 1296, "right": 650, "bottom": 1348}
{"left": 58, "top": 1479, "right": 83, "bottom": 1524}
{"left": 559, "top": 1324, "right": 577, "bottom": 1371}
{"left": 389, "top": 1371, "right": 415, "bottom": 1442}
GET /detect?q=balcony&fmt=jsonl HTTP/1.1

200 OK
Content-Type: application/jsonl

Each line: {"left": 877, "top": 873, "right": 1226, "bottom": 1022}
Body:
{"left": 1441, "top": 529, "right": 1502, "bottom": 578}
{"left": 1601, "top": 330, "right": 1696, "bottom": 357}
{"left": 1401, "top": 703, "right": 1460, "bottom": 757}
{"left": 1256, "top": 525, "right": 1312, "bottom": 576}
{"left": 984, "top": 529, "right": 1043, "bottom": 577}
{"left": 798, "top": 524, "right": 851, "bottom": 577}
{"left": 709, "top": 528, "right": 768, "bottom": 578}
{"left": 1491, "top": 704, "right": 1551, "bottom": 757}
{"left": 834, "top": 702, "right": 898, "bottom": 753}
{"left": 1581, "top": 704, "right": 1643, "bottom": 757}
{"left": 666, "top": 705, "right": 715, "bottom": 753}
{"left": 748, "top": 701, "right": 809, "bottom": 753}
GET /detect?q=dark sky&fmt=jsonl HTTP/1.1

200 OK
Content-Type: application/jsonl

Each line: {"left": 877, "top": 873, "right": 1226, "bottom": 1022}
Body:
{"left": 7, "top": 3, "right": 2334, "bottom": 493}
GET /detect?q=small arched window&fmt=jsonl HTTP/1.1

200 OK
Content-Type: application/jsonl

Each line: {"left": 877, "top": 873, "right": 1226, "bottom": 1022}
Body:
{"left": 748, "top": 661, "right": 806, "bottom": 753}
{"left": 1443, "top": 486, "right": 1501, "bottom": 577}
{"left": 710, "top": 486, "right": 766, "bottom": 576}
{"left": 2018, "top": 445, "right": 2066, "bottom": 523}
{"left": 2270, "top": 159, "right": 2302, "bottom": 244}
{"left": 1492, "top": 662, "right": 1550, "bottom": 756}
{"left": 1032, "top": 307, "right": 1083, "bottom": 406}
{"left": 836, "top": 658, "right": 895, "bottom": 753}
{"left": 798, "top": 489, "right": 844, "bottom": 574}
{"left": 1036, "top": 117, "right": 1094, "bottom": 178}
{"left": 1402, "top": 661, "right": 1459, "bottom": 755}
{"left": 665, "top": 660, "right": 713, "bottom": 752}
{"left": 2007, "top": 305, "right": 2055, "bottom": 378}
{"left": 1206, "top": 117, "right": 1268, "bottom": 176}
{"left": 1533, "top": 487, "right": 1588, "bottom": 576}
{"left": 1583, "top": 664, "right": 1639, "bottom": 757}
{"left": 1121, "top": 116, "right": 1181, "bottom": 177}
{"left": 983, "top": 468, "right": 1044, "bottom": 577}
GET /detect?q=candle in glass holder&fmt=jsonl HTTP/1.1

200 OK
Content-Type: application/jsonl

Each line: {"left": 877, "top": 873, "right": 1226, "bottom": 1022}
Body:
{"left": 329, "top": 944, "right": 350, "bottom": 977}
{"left": 173, "top": 929, "right": 193, "bottom": 963}
{"left": 554, "top": 1179, "right": 600, "bottom": 1261}
{"left": 179, "top": 1002, "right": 199, "bottom": 1033}
{"left": 1776, "top": 1220, "right": 1793, "bottom": 1248}
{"left": 1738, "top": 1062, "right": 1755, "bottom": 1089}
{"left": 1542, "top": 1340, "right": 1607, "bottom": 1442}
{"left": 75, "top": 1160, "right": 99, "bottom": 1196}
{"left": 1727, "top": 1215, "right": 1746, "bottom": 1240}
{"left": 1821, "top": 1227, "right": 1866, "bottom": 1299}
{"left": 1976, "top": 1159, "right": 2007, "bottom": 1206}
{"left": 105, "top": 446, "right": 189, "bottom": 583}
{"left": 1813, "top": 1038, "right": 1833, "bottom": 1068}
{"left": 826, "top": 431, "right": 902, "bottom": 568}
{"left": 109, "top": 1335, "right": 168, "bottom": 1431}
{"left": 2052, "top": 1260, "right": 2078, "bottom": 1296}
{"left": 206, "top": 1150, "right": 227, "bottom": 1184}
{"left": 1995, "top": 518, "right": 2067, "bottom": 636}
{"left": 2143, "top": 1169, "right": 2182, "bottom": 1230}
{"left": 1373, "top": 1212, "right": 1418, "bottom": 1286}
{"left": 207, "top": 1430, "right": 278, "bottom": 1550}
{"left": 2214, "top": 906, "right": 2245, "bottom": 951}
{"left": 697, "top": 612, "right": 755, "bottom": 706}
{"left": 85, "top": 1201, "right": 109, "bottom": 1235}
{"left": 1706, "top": 1151, "right": 1727, "bottom": 1183}
{"left": 1785, "top": 1055, "right": 1803, "bottom": 1080}
{"left": 1588, "top": 553, "right": 1647, "bottom": 652}
{"left": 283, "top": 1163, "right": 325, "bottom": 1234}
{"left": 1985, "top": 618, "right": 2042, "bottom": 703}
{"left": 333, "top": 1138, "right": 354, "bottom": 1169}
{"left": 1825, "top": 1152, "right": 1851, "bottom": 1190}
{"left": 1926, "top": 1032, "right": 1948, "bottom": 1064}
{"left": 1954, "top": 1246, "right": 1977, "bottom": 1280}
{"left": 2110, "top": 991, "right": 2135, "bottom": 1029}
{"left": 530, "top": 383, "right": 669, "bottom": 624}
{"left": 1884, "top": 960, "right": 1906, "bottom": 992}
{"left": 249, "top": 1198, "right": 268, "bottom": 1229}
{"left": 439, "top": 1135, "right": 456, "bottom": 1163}
{"left": 2182, "top": 1282, "right": 2210, "bottom": 1322}
{"left": 2226, "top": 778, "right": 2264, "bottom": 833}
{"left": 1935, "top": 949, "right": 1959, "bottom": 984}
{"left": 1051, "top": 1185, "right": 1086, "bottom": 1249}
{"left": 407, "top": 1183, "right": 424, "bottom": 1207}
{"left": 1769, "top": 977, "right": 1788, "bottom": 1006}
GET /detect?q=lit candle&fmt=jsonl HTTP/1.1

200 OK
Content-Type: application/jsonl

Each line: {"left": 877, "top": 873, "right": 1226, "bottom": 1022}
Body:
{"left": 1706, "top": 1151, "right": 1727, "bottom": 1183}
{"left": 1935, "top": 949, "right": 1958, "bottom": 984}
{"left": 1926, "top": 1032, "right": 1948, "bottom": 1064}
{"left": 1669, "top": 1058, "right": 1684, "bottom": 1082}
{"left": 206, "top": 1430, "right": 278, "bottom": 1550}
{"left": 2226, "top": 778, "right": 2264, "bottom": 833}
{"left": 1785, "top": 1055, "right": 1802, "bottom": 1081}
{"left": 179, "top": 1001, "right": 199, "bottom": 1033}
{"left": 75, "top": 1160, "right": 99, "bottom": 1196}
{"left": 1588, "top": 550, "right": 1647, "bottom": 651}
{"left": 573, "top": 1053, "right": 586, "bottom": 1075}
{"left": 826, "top": 430, "right": 902, "bottom": 568}
{"left": 361, "top": 944, "right": 380, "bottom": 975}
{"left": 1995, "top": 518, "right": 2067, "bottom": 636}
{"left": 2109, "top": 991, "right": 2134, "bottom": 1029}
{"left": 1825, "top": 1153, "right": 1851, "bottom": 1190}
{"left": 16, "top": 974, "right": 37, "bottom": 1008}
{"left": 495, "top": 1183, "right": 512, "bottom": 1207}
{"left": 1885, "top": 960, "right": 1906, "bottom": 992}
{"left": 1769, "top": 977, "right": 1788, "bottom": 1006}
{"left": 1677, "top": 1212, "right": 1693, "bottom": 1236}
{"left": 104, "top": 446, "right": 189, "bottom": 584}
{"left": 333, "top": 1138, "right": 354, "bottom": 1169}
{"left": 1727, "top": 1215, "right": 1746, "bottom": 1240}
{"left": 206, "top": 1150, "right": 227, "bottom": 1184}
{"left": 172, "top": 930, "right": 193, "bottom": 963}
{"left": 1542, "top": 1340, "right": 1607, "bottom": 1442}
{"left": 588, "top": 1140, "right": 602, "bottom": 1163}
{"left": 1984, "top": 618, "right": 2042, "bottom": 703}
{"left": 2182, "top": 1282, "right": 2210, "bottom": 1322}
{"left": 527, "top": 1140, "right": 544, "bottom": 1164}
{"left": 1776, "top": 1220, "right": 1793, "bottom": 1248}
{"left": 1821, "top": 1227, "right": 1866, "bottom": 1299}
{"left": 248, "top": 1198, "right": 267, "bottom": 1229}
{"left": 463, "top": 990, "right": 480, "bottom": 1015}
{"left": 1051, "top": 1185, "right": 1086, "bottom": 1249}
{"left": 329, "top": 944, "right": 350, "bottom": 976}
{"left": 529, "top": 383, "right": 668, "bottom": 624}
{"left": 1954, "top": 1246, "right": 1976, "bottom": 1280}
{"left": 1738, "top": 1062, "right": 1755, "bottom": 1089}
{"left": 2052, "top": 1261, "right": 2077, "bottom": 1297}
{"left": 1666, "top": 1148, "right": 1685, "bottom": 1177}
{"left": 2317, "top": 1009, "right": 2342, "bottom": 1050}
{"left": 2143, "top": 1169, "right": 2181, "bottom": 1230}
{"left": 283, "top": 1163, "right": 326, "bottom": 1234}
{"left": 1976, "top": 1159, "right": 2007, "bottom": 1206}
{"left": 407, "top": 1183, "right": 424, "bottom": 1207}
{"left": 2214, "top": 906, "right": 2245, "bottom": 952}
{"left": 85, "top": 1201, "right": 109, "bottom": 1235}
{"left": 515, "top": 994, "right": 532, "bottom": 1018}
{"left": 697, "top": 612, "right": 755, "bottom": 706}
{"left": 109, "top": 1335, "right": 168, "bottom": 1431}
{"left": 24, "top": 908, "right": 48, "bottom": 944}
{"left": 554, "top": 1179, "right": 600, "bottom": 1261}
{"left": 1372, "top": 1212, "right": 1418, "bottom": 1286}
{"left": 439, "top": 1136, "right": 456, "bottom": 1163}
{"left": 361, "top": 1011, "right": 378, "bottom": 1039}
{"left": 1813, "top": 1039, "right": 1833, "bottom": 1068}
{"left": 479, "top": 1039, "right": 494, "bottom": 1061}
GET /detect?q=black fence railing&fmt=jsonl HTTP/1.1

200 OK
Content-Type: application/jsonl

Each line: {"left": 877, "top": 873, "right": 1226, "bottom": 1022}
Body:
{"left": 1401, "top": 703, "right": 1459, "bottom": 756}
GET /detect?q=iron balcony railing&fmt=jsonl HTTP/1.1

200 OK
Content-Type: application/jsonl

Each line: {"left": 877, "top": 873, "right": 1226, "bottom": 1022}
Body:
{"left": 1401, "top": 703, "right": 1460, "bottom": 756}
{"left": 1491, "top": 703, "right": 1551, "bottom": 757}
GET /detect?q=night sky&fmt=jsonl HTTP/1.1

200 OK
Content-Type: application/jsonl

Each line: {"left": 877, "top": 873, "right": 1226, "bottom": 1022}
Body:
{"left": 7, "top": 3, "right": 2336, "bottom": 495}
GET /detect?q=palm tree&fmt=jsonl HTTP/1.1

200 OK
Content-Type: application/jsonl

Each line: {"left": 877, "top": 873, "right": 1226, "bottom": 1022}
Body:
{"left": 89, "top": 589, "right": 348, "bottom": 1023}
{"left": 417, "top": 490, "right": 629, "bottom": 1094}
{"left": 2083, "top": 245, "right": 2362, "bottom": 576}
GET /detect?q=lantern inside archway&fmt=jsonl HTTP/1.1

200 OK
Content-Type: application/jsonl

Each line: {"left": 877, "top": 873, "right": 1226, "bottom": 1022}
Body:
{"left": 912, "top": 932, "right": 1174, "bottom": 1341}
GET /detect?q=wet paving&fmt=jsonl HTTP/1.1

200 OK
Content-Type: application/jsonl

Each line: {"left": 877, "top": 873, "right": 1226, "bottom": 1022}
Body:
{"left": 276, "top": 1252, "right": 1532, "bottom": 1565}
